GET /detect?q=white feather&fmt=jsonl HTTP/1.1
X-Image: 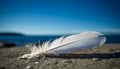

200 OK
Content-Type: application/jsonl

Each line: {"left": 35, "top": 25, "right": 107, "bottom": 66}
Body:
{"left": 18, "top": 31, "right": 106, "bottom": 59}
{"left": 47, "top": 31, "right": 106, "bottom": 53}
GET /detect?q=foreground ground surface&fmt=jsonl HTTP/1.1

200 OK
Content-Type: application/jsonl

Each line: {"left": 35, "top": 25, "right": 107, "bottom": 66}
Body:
{"left": 0, "top": 44, "right": 120, "bottom": 69}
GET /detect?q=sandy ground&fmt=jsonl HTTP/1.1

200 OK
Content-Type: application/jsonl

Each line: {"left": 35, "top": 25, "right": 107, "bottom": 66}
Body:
{"left": 0, "top": 44, "right": 120, "bottom": 69}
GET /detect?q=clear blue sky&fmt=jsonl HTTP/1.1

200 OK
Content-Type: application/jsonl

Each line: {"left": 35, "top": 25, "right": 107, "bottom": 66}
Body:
{"left": 0, "top": 0, "right": 120, "bottom": 35}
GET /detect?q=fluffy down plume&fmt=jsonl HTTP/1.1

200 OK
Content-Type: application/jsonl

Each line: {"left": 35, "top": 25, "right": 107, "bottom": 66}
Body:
{"left": 18, "top": 31, "right": 106, "bottom": 59}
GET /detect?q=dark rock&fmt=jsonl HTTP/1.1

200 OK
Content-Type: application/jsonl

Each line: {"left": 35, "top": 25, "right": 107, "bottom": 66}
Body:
{"left": 0, "top": 67, "right": 5, "bottom": 69}
{"left": 0, "top": 41, "right": 16, "bottom": 48}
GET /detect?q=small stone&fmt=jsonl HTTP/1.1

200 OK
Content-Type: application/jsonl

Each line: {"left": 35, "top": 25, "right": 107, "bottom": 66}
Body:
{"left": 61, "top": 59, "right": 72, "bottom": 64}
{"left": 26, "top": 66, "right": 31, "bottom": 69}
{"left": 34, "top": 61, "right": 39, "bottom": 64}
{"left": 92, "top": 58, "right": 101, "bottom": 61}
{"left": 45, "top": 61, "right": 58, "bottom": 65}
{"left": 54, "top": 61, "right": 58, "bottom": 65}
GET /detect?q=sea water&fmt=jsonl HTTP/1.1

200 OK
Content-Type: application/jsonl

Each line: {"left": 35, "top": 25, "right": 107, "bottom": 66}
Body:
{"left": 0, "top": 35, "right": 120, "bottom": 46}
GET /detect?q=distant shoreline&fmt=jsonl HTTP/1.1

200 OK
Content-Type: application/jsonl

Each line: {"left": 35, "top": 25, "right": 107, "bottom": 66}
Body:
{"left": 0, "top": 34, "right": 120, "bottom": 46}
{"left": 0, "top": 32, "right": 25, "bottom": 36}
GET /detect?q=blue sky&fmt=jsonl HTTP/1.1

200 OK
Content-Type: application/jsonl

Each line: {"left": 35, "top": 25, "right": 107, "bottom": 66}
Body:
{"left": 0, "top": 0, "right": 120, "bottom": 35}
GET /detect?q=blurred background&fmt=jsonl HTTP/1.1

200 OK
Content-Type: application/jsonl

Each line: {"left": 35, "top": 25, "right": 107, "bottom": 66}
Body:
{"left": 0, "top": 0, "right": 120, "bottom": 46}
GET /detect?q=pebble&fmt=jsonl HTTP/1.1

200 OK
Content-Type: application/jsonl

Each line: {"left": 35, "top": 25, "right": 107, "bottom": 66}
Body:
{"left": 61, "top": 59, "right": 72, "bottom": 64}
{"left": 34, "top": 61, "right": 39, "bottom": 64}
{"left": 26, "top": 66, "right": 31, "bottom": 69}
{"left": 92, "top": 58, "right": 101, "bottom": 61}
{"left": 45, "top": 61, "right": 58, "bottom": 65}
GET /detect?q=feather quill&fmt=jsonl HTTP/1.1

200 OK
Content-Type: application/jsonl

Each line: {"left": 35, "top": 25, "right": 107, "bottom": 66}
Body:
{"left": 18, "top": 31, "right": 106, "bottom": 59}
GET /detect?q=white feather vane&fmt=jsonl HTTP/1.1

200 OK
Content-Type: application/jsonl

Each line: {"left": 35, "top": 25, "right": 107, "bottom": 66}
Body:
{"left": 18, "top": 31, "right": 106, "bottom": 59}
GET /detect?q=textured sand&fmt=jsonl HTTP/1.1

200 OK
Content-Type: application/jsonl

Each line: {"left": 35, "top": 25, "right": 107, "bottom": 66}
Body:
{"left": 0, "top": 44, "right": 120, "bottom": 69}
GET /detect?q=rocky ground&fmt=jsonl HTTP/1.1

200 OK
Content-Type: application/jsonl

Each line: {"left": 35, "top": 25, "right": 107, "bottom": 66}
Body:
{"left": 0, "top": 44, "right": 120, "bottom": 69}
